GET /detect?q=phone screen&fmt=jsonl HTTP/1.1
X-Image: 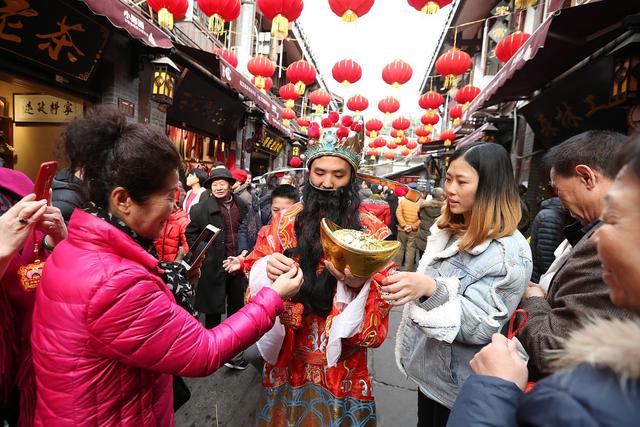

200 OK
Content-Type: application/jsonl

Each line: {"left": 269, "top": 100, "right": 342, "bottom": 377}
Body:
{"left": 181, "top": 224, "right": 220, "bottom": 270}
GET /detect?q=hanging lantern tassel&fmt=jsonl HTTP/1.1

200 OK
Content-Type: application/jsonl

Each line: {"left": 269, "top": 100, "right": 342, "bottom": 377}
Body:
{"left": 313, "top": 104, "right": 324, "bottom": 114}
{"left": 515, "top": 0, "right": 537, "bottom": 10}
{"left": 370, "top": 131, "right": 378, "bottom": 139}
{"left": 158, "top": 8, "right": 173, "bottom": 30}
{"left": 283, "top": 119, "right": 290, "bottom": 126}
{"left": 285, "top": 100, "right": 294, "bottom": 108}
{"left": 426, "top": 124, "right": 433, "bottom": 132}
{"left": 209, "top": 14, "right": 226, "bottom": 36}
{"left": 294, "top": 82, "right": 305, "bottom": 95}
{"left": 422, "top": 1, "right": 440, "bottom": 14}
{"left": 444, "top": 138, "right": 452, "bottom": 147}
{"left": 271, "top": 14, "right": 289, "bottom": 39}
{"left": 453, "top": 118, "right": 460, "bottom": 127}
{"left": 444, "top": 74, "right": 455, "bottom": 89}
{"left": 254, "top": 76, "right": 266, "bottom": 90}
{"left": 342, "top": 9, "right": 358, "bottom": 23}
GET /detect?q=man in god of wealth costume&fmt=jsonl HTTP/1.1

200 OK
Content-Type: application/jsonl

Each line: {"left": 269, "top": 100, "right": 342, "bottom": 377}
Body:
{"left": 243, "top": 122, "right": 393, "bottom": 426}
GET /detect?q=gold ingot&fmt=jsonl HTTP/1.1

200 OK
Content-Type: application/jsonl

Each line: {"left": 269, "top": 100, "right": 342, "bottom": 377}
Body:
{"left": 320, "top": 218, "right": 400, "bottom": 278}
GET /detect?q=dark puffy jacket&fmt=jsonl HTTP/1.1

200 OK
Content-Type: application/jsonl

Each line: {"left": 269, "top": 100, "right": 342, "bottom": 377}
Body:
{"left": 238, "top": 188, "right": 273, "bottom": 253}
{"left": 529, "top": 197, "right": 566, "bottom": 282}
{"left": 415, "top": 199, "right": 443, "bottom": 252}
{"left": 448, "top": 318, "right": 640, "bottom": 427}
{"left": 51, "top": 170, "right": 85, "bottom": 222}
{"left": 154, "top": 208, "right": 190, "bottom": 262}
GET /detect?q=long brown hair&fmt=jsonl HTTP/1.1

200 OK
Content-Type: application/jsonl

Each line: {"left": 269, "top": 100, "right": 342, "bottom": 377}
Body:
{"left": 437, "top": 143, "right": 521, "bottom": 251}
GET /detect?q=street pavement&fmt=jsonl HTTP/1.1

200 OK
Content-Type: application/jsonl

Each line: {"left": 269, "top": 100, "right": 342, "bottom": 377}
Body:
{"left": 175, "top": 306, "right": 417, "bottom": 426}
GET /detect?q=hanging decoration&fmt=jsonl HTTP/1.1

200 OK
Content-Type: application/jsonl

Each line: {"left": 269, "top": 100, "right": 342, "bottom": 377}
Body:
{"left": 418, "top": 90, "right": 444, "bottom": 111}
{"left": 296, "top": 116, "right": 311, "bottom": 133}
{"left": 396, "top": 136, "right": 408, "bottom": 146}
{"left": 286, "top": 59, "right": 316, "bottom": 95}
{"left": 495, "top": 31, "right": 531, "bottom": 63}
{"left": 197, "top": 0, "right": 241, "bottom": 35}
{"left": 366, "top": 118, "right": 384, "bottom": 138}
{"left": 213, "top": 47, "right": 238, "bottom": 68}
{"left": 407, "top": 0, "right": 452, "bottom": 15}
{"left": 257, "top": 0, "right": 304, "bottom": 40}
{"left": 435, "top": 48, "right": 472, "bottom": 89}
{"left": 391, "top": 116, "right": 411, "bottom": 138}
{"left": 347, "top": 94, "right": 369, "bottom": 113}
{"left": 332, "top": 59, "right": 362, "bottom": 86}
{"left": 373, "top": 136, "right": 387, "bottom": 148}
{"left": 251, "top": 76, "right": 273, "bottom": 92}
{"left": 247, "top": 55, "right": 275, "bottom": 91}
{"left": 455, "top": 84, "right": 481, "bottom": 109}
{"left": 420, "top": 110, "right": 440, "bottom": 132}
{"left": 515, "top": 0, "right": 537, "bottom": 10}
{"left": 387, "top": 141, "right": 398, "bottom": 150}
{"left": 279, "top": 83, "right": 300, "bottom": 108}
{"left": 309, "top": 89, "right": 331, "bottom": 114}
{"left": 384, "top": 150, "right": 395, "bottom": 160}
{"left": 378, "top": 96, "right": 400, "bottom": 116}
{"left": 400, "top": 147, "right": 410, "bottom": 157}
{"left": 449, "top": 104, "right": 463, "bottom": 127}
{"left": 382, "top": 59, "right": 413, "bottom": 88}
{"left": 147, "top": 0, "right": 188, "bottom": 30}
{"left": 281, "top": 108, "right": 296, "bottom": 126}
{"left": 328, "top": 0, "right": 375, "bottom": 22}
{"left": 415, "top": 125, "right": 431, "bottom": 143}
{"left": 440, "top": 128, "right": 456, "bottom": 147}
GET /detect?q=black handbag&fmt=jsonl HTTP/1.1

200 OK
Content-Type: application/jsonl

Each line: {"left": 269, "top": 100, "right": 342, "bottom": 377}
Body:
{"left": 173, "top": 376, "right": 191, "bottom": 411}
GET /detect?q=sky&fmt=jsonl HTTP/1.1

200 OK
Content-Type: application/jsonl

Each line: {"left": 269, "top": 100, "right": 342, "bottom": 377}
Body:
{"left": 297, "top": 0, "right": 455, "bottom": 120}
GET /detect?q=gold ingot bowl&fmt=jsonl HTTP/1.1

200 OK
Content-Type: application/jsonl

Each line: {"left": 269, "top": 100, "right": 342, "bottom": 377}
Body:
{"left": 320, "top": 218, "right": 400, "bottom": 278}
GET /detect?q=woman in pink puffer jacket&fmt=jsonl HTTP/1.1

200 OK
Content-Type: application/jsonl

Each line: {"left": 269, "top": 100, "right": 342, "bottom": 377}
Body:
{"left": 31, "top": 108, "right": 302, "bottom": 426}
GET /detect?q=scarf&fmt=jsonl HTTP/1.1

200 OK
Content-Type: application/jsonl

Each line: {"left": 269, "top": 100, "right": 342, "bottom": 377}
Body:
{"left": 84, "top": 203, "right": 197, "bottom": 316}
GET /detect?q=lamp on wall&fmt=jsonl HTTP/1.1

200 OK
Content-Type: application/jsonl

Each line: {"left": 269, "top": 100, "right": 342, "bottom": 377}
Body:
{"left": 151, "top": 56, "right": 180, "bottom": 106}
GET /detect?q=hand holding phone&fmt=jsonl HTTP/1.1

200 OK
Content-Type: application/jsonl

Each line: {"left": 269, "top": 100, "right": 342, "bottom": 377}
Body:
{"left": 181, "top": 224, "right": 220, "bottom": 271}
{"left": 33, "top": 161, "right": 57, "bottom": 203}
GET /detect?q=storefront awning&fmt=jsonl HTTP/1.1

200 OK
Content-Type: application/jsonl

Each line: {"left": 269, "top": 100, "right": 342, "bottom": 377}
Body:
{"left": 455, "top": 122, "right": 494, "bottom": 148}
{"left": 82, "top": 0, "right": 173, "bottom": 49}
{"left": 463, "top": 0, "right": 640, "bottom": 122}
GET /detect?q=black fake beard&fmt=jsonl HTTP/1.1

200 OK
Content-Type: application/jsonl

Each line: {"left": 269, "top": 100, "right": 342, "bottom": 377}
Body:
{"left": 284, "top": 180, "right": 361, "bottom": 317}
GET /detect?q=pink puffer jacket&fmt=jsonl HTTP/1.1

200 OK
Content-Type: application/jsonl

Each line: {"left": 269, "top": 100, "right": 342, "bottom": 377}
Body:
{"left": 31, "top": 210, "right": 283, "bottom": 426}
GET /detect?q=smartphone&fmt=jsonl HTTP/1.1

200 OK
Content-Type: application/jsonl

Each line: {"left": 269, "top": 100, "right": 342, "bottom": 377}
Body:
{"left": 33, "top": 161, "right": 58, "bottom": 202}
{"left": 181, "top": 224, "right": 220, "bottom": 271}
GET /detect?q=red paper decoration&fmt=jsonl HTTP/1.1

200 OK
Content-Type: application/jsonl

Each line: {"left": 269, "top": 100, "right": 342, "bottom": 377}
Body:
{"left": 406, "top": 140, "right": 418, "bottom": 149}
{"left": 407, "top": 0, "right": 452, "bottom": 14}
{"left": 279, "top": 83, "right": 300, "bottom": 108}
{"left": 286, "top": 59, "right": 316, "bottom": 95}
{"left": 373, "top": 136, "right": 387, "bottom": 148}
{"left": 384, "top": 150, "right": 395, "bottom": 160}
{"left": 147, "top": 0, "right": 188, "bottom": 29}
{"left": 449, "top": 104, "right": 463, "bottom": 127}
{"left": 247, "top": 56, "right": 275, "bottom": 91}
{"left": 495, "top": 32, "right": 531, "bottom": 63}
{"left": 257, "top": 0, "right": 304, "bottom": 39}
{"left": 382, "top": 59, "right": 413, "bottom": 88}
{"left": 251, "top": 76, "right": 273, "bottom": 92}
{"left": 366, "top": 118, "right": 384, "bottom": 138}
{"left": 419, "top": 90, "right": 444, "bottom": 111}
{"left": 332, "top": 59, "right": 362, "bottom": 85}
{"left": 400, "top": 147, "right": 410, "bottom": 156}
{"left": 328, "top": 0, "right": 375, "bottom": 22}
{"left": 347, "top": 94, "right": 369, "bottom": 113}
{"left": 396, "top": 136, "right": 408, "bottom": 146}
{"left": 328, "top": 111, "right": 340, "bottom": 124}
{"left": 341, "top": 115, "right": 354, "bottom": 127}
{"left": 420, "top": 110, "right": 440, "bottom": 132}
{"left": 213, "top": 47, "right": 238, "bottom": 68}
{"left": 387, "top": 141, "right": 398, "bottom": 150}
{"left": 435, "top": 48, "right": 472, "bottom": 88}
{"left": 321, "top": 117, "right": 334, "bottom": 128}
{"left": 440, "top": 129, "right": 456, "bottom": 147}
{"left": 197, "top": 0, "right": 241, "bottom": 35}
{"left": 378, "top": 96, "right": 400, "bottom": 115}
{"left": 281, "top": 107, "right": 296, "bottom": 126}
{"left": 336, "top": 126, "right": 350, "bottom": 139}
{"left": 392, "top": 116, "right": 411, "bottom": 131}
{"left": 309, "top": 89, "right": 331, "bottom": 114}
{"left": 455, "top": 84, "right": 481, "bottom": 107}
{"left": 296, "top": 116, "right": 310, "bottom": 132}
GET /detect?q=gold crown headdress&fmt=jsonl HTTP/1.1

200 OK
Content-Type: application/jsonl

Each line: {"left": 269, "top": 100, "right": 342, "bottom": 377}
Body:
{"left": 305, "top": 123, "right": 364, "bottom": 170}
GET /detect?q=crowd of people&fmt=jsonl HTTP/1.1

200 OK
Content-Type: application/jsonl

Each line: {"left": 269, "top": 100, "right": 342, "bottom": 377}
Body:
{"left": 0, "top": 106, "right": 639, "bottom": 426}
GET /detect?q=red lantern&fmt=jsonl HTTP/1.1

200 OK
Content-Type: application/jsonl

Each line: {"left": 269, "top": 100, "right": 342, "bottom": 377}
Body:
{"left": 368, "top": 140, "right": 376, "bottom": 149}
{"left": 251, "top": 76, "right": 273, "bottom": 92}
{"left": 197, "top": 0, "right": 241, "bottom": 35}
{"left": 370, "top": 148, "right": 380, "bottom": 156}
{"left": 328, "top": 111, "right": 340, "bottom": 124}
{"left": 332, "top": 59, "right": 362, "bottom": 86}
{"left": 378, "top": 96, "right": 400, "bottom": 115}
{"left": 347, "top": 94, "right": 369, "bottom": 113}
{"left": 366, "top": 118, "right": 383, "bottom": 138}
{"left": 296, "top": 116, "right": 310, "bottom": 132}
{"left": 351, "top": 121, "right": 362, "bottom": 133}
{"left": 435, "top": 48, "right": 472, "bottom": 88}
{"left": 248, "top": 55, "right": 275, "bottom": 91}
{"left": 279, "top": 83, "right": 300, "bottom": 108}
{"left": 373, "top": 136, "right": 387, "bottom": 148}
{"left": 382, "top": 59, "right": 413, "bottom": 88}
{"left": 415, "top": 125, "right": 431, "bottom": 137}
{"left": 449, "top": 104, "right": 463, "bottom": 127}
{"left": 147, "top": 0, "right": 188, "bottom": 30}
{"left": 396, "top": 136, "right": 408, "bottom": 146}
{"left": 289, "top": 156, "right": 302, "bottom": 167}
{"left": 406, "top": 140, "right": 418, "bottom": 149}
{"left": 392, "top": 116, "right": 411, "bottom": 131}
{"left": 419, "top": 90, "right": 444, "bottom": 111}
{"left": 440, "top": 129, "right": 456, "bottom": 147}
{"left": 321, "top": 117, "right": 334, "bottom": 128}
{"left": 213, "top": 47, "right": 238, "bottom": 68}
{"left": 455, "top": 84, "right": 481, "bottom": 108}
{"left": 328, "top": 0, "right": 375, "bottom": 22}
{"left": 420, "top": 110, "right": 440, "bottom": 132}
{"left": 336, "top": 126, "right": 350, "bottom": 139}
{"left": 341, "top": 115, "right": 354, "bottom": 127}
{"left": 257, "top": 0, "right": 304, "bottom": 39}
{"left": 495, "top": 31, "right": 531, "bottom": 63}
{"left": 309, "top": 89, "right": 331, "bottom": 114}
{"left": 385, "top": 150, "right": 395, "bottom": 160}
{"left": 387, "top": 141, "right": 398, "bottom": 150}
{"left": 286, "top": 59, "right": 316, "bottom": 95}
{"left": 407, "top": 0, "right": 452, "bottom": 14}
{"left": 400, "top": 147, "right": 410, "bottom": 156}
{"left": 308, "top": 123, "right": 320, "bottom": 139}
{"left": 281, "top": 107, "right": 296, "bottom": 126}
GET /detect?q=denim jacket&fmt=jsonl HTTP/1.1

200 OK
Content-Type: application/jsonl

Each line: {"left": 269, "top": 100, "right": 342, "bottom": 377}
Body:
{"left": 395, "top": 222, "right": 532, "bottom": 408}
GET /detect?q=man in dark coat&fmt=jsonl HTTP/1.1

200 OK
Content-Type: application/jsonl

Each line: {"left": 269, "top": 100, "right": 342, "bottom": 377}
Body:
{"left": 529, "top": 197, "right": 567, "bottom": 282}
{"left": 186, "top": 166, "right": 249, "bottom": 331}
{"left": 51, "top": 169, "right": 85, "bottom": 222}
{"left": 517, "top": 131, "right": 636, "bottom": 379}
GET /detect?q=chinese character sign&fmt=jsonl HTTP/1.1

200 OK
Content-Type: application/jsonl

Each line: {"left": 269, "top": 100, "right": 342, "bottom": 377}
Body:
{"left": 13, "top": 94, "right": 83, "bottom": 123}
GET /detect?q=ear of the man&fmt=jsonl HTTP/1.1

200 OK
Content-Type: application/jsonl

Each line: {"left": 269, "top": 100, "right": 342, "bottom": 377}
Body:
{"left": 574, "top": 164, "right": 598, "bottom": 189}
{"left": 110, "top": 187, "right": 132, "bottom": 215}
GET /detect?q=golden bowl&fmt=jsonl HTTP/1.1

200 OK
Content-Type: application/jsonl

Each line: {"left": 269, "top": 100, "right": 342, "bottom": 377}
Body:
{"left": 320, "top": 218, "right": 400, "bottom": 278}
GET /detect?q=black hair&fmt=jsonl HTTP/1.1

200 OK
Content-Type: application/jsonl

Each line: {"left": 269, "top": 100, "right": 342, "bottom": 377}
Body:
{"left": 543, "top": 130, "right": 627, "bottom": 179}
{"left": 613, "top": 134, "right": 640, "bottom": 178}
{"left": 371, "top": 184, "right": 383, "bottom": 195}
{"left": 271, "top": 184, "right": 299, "bottom": 203}
{"left": 59, "top": 106, "right": 180, "bottom": 209}
{"left": 189, "top": 168, "right": 209, "bottom": 186}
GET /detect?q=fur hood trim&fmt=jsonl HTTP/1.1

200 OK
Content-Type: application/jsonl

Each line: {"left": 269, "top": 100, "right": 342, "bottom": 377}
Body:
{"left": 548, "top": 318, "right": 640, "bottom": 380}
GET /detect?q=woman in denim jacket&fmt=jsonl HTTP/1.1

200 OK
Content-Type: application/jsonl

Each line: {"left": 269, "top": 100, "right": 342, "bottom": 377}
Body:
{"left": 383, "top": 143, "right": 532, "bottom": 427}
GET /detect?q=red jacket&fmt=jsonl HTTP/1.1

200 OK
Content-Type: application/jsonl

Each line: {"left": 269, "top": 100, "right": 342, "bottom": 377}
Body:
{"left": 154, "top": 208, "right": 189, "bottom": 261}
{"left": 359, "top": 196, "right": 391, "bottom": 225}
{"left": 32, "top": 210, "right": 284, "bottom": 426}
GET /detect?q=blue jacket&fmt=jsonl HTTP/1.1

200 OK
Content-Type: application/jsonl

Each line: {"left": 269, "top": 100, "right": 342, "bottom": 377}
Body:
{"left": 448, "top": 318, "right": 640, "bottom": 426}
{"left": 396, "top": 223, "right": 532, "bottom": 408}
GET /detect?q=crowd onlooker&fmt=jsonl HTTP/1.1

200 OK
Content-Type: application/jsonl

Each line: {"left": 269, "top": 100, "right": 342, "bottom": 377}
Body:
{"left": 394, "top": 188, "right": 421, "bottom": 271}
{"left": 154, "top": 189, "right": 190, "bottom": 262}
{"left": 182, "top": 167, "right": 208, "bottom": 215}
{"left": 529, "top": 195, "right": 567, "bottom": 283}
{"left": 359, "top": 184, "right": 391, "bottom": 225}
{"left": 415, "top": 187, "right": 445, "bottom": 260}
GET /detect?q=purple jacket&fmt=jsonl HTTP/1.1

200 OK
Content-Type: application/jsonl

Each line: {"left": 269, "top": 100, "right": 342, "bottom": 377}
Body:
{"left": 32, "top": 210, "right": 283, "bottom": 426}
